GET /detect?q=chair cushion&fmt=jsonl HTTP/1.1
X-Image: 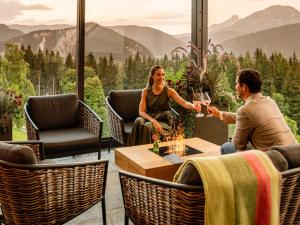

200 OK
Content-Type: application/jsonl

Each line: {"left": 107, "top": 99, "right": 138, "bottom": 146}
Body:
{"left": 40, "top": 127, "right": 99, "bottom": 153}
{"left": 265, "top": 150, "right": 289, "bottom": 172}
{"left": 109, "top": 89, "right": 142, "bottom": 122}
{"left": 27, "top": 94, "right": 79, "bottom": 130}
{"left": 0, "top": 142, "right": 37, "bottom": 164}
{"left": 270, "top": 144, "right": 300, "bottom": 169}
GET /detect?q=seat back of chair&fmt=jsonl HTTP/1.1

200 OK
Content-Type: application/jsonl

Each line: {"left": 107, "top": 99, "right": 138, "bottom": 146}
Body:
{"left": 108, "top": 89, "right": 142, "bottom": 122}
{"left": 0, "top": 159, "right": 109, "bottom": 225}
{"left": 119, "top": 170, "right": 204, "bottom": 224}
{"left": 27, "top": 94, "right": 79, "bottom": 130}
{"left": 280, "top": 167, "right": 300, "bottom": 225}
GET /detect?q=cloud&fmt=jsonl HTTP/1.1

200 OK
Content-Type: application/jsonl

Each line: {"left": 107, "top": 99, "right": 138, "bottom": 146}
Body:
{"left": 0, "top": 0, "right": 51, "bottom": 23}
{"left": 21, "top": 4, "right": 52, "bottom": 11}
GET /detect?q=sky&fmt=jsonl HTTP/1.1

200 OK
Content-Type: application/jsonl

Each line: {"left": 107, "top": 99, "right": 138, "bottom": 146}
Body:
{"left": 0, "top": 0, "right": 300, "bottom": 35}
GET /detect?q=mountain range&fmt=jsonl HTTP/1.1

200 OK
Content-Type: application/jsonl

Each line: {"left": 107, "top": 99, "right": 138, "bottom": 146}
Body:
{"left": 1, "top": 5, "right": 300, "bottom": 59}
{"left": 0, "top": 24, "right": 23, "bottom": 42}
{"left": 109, "top": 25, "right": 184, "bottom": 58}
{"left": 2, "top": 23, "right": 153, "bottom": 60}
{"left": 210, "top": 5, "right": 300, "bottom": 44}
{"left": 8, "top": 24, "right": 75, "bottom": 34}
{"left": 221, "top": 23, "right": 300, "bottom": 57}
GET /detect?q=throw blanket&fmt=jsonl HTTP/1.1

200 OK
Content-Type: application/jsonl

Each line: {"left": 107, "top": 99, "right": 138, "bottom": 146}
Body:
{"left": 173, "top": 150, "right": 281, "bottom": 225}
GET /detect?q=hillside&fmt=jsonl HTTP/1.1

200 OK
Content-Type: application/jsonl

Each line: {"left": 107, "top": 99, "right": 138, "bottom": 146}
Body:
{"left": 3, "top": 23, "right": 152, "bottom": 61}
{"left": 8, "top": 24, "right": 75, "bottom": 34}
{"left": 0, "top": 24, "right": 23, "bottom": 42}
{"left": 210, "top": 5, "right": 300, "bottom": 44}
{"left": 109, "top": 25, "right": 185, "bottom": 57}
{"left": 221, "top": 23, "right": 300, "bottom": 57}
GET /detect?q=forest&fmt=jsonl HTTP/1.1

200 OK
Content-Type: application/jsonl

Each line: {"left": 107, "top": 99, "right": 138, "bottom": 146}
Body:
{"left": 0, "top": 43, "right": 299, "bottom": 141}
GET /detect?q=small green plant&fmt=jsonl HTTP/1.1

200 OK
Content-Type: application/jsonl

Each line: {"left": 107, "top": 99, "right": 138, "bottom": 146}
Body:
{"left": 0, "top": 89, "right": 21, "bottom": 115}
{"left": 0, "top": 89, "right": 23, "bottom": 134}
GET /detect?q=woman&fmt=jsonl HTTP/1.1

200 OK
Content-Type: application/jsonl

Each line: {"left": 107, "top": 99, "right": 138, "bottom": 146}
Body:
{"left": 128, "top": 65, "right": 200, "bottom": 146}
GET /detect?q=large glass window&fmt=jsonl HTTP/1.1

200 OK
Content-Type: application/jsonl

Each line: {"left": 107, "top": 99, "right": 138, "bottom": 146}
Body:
{"left": 208, "top": 0, "right": 300, "bottom": 140}
{"left": 0, "top": 0, "right": 76, "bottom": 140}
{"left": 85, "top": 0, "right": 191, "bottom": 137}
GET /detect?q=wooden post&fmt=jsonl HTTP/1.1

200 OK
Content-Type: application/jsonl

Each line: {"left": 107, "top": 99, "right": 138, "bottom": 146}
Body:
{"left": 76, "top": 0, "right": 85, "bottom": 101}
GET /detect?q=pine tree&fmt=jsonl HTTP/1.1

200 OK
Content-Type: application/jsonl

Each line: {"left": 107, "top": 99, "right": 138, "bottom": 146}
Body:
{"left": 254, "top": 48, "right": 273, "bottom": 96}
{"left": 85, "top": 52, "right": 97, "bottom": 73}
{"left": 65, "top": 53, "right": 74, "bottom": 69}
{"left": 98, "top": 56, "right": 108, "bottom": 80}
{"left": 33, "top": 48, "right": 44, "bottom": 95}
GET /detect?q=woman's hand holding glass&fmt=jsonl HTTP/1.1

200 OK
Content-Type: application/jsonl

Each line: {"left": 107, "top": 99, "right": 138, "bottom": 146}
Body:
{"left": 193, "top": 92, "right": 205, "bottom": 117}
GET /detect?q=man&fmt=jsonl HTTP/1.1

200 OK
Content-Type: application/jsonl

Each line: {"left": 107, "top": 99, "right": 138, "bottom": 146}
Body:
{"left": 208, "top": 69, "right": 297, "bottom": 154}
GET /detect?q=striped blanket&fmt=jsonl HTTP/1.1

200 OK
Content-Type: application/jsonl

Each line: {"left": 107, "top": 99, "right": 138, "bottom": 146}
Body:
{"left": 173, "top": 150, "right": 281, "bottom": 225}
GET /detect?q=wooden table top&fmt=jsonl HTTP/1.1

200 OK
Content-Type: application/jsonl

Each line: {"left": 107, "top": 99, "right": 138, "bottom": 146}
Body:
{"left": 115, "top": 137, "right": 220, "bottom": 181}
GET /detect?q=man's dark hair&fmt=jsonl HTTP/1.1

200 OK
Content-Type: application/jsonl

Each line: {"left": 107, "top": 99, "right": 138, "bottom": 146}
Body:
{"left": 237, "top": 69, "right": 262, "bottom": 93}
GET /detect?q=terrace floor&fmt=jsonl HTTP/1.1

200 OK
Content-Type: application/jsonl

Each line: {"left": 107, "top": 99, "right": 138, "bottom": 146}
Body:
{"left": 53, "top": 148, "right": 129, "bottom": 225}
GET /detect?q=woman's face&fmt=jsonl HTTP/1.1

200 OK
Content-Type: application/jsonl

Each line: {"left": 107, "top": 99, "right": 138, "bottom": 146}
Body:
{"left": 152, "top": 68, "right": 165, "bottom": 85}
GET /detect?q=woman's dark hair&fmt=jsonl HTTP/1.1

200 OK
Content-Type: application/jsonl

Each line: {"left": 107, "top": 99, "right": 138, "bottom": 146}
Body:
{"left": 237, "top": 69, "right": 262, "bottom": 93}
{"left": 147, "top": 65, "right": 163, "bottom": 87}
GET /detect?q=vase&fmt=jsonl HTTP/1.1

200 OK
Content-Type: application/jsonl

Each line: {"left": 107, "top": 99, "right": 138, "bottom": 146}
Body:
{"left": 153, "top": 141, "right": 159, "bottom": 154}
{"left": 0, "top": 114, "right": 12, "bottom": 141}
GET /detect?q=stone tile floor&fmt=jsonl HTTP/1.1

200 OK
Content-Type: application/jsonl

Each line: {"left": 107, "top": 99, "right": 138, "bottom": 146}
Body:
{"left": 53, "top": 149, "right": 129, "bottom": 225}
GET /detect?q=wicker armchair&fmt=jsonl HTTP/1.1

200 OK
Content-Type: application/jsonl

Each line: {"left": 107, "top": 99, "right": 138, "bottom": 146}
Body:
{"left": 119, "top": 168, "right": 300, "bottom": 225}
{"left": 106, "top": 89, "right": 179, "bottom": 150}
{"left": 0, "top": 141, "right": 108, "bottom": 225}
{"left": 119, "top": 170, "right": 204, "bottom": 225}
{"left": 24, "top": 94, "right": 103, "bottom": 159}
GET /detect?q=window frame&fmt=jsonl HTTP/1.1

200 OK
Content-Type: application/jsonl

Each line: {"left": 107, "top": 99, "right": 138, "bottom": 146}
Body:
{"left": 76, "top": 0, "right": 208, "bottom": 100}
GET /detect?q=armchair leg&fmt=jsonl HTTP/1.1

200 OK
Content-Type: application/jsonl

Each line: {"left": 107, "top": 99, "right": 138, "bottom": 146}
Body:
{"left": 101, "top": 199, "right": 107, "bottom": 225}
{"left": 98, "top": 147, "right": 101, "bottom": 160}
{"left": 125, "top": 215, "right": 129, "bottom": 225}
{"left": 108, "top": 136, "right": 113, "bottom": 153}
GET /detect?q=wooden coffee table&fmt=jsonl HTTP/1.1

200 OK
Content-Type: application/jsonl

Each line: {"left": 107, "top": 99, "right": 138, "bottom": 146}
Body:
{"left": 115, "top": 137, "right": 220, "bottom": 181}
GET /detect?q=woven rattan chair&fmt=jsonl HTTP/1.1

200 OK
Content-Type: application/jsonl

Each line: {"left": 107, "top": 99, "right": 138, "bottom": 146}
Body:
{"left": 119, "top": 168, "right": 300, "bottom": 225}
{"left": 24, "top": 94, "right": 103, "bottom": 159}
{"left": 0, "top": 141, "right": 108, "bottom": 225}
{"left": 106, "top": 89, "right": 179, "bottom": 150}
{"left": 119, "top": 170, "right": 204, "bottom": 225}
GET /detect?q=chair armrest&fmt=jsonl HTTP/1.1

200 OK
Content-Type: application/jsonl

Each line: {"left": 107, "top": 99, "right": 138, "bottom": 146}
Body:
{"left": 78, "top": 101, "right": 103, "bottom": 137}
{"left": 105, "top": 96, "right": 126, "bottom": 145}
{"left": 24, "top": 103, "right": 40, "bottom": 140}
{"left": 170, "top": 107, "right": 180, "bottom": 128}
{"left": 6, "top": 141, "right": 45, "bottom": 161}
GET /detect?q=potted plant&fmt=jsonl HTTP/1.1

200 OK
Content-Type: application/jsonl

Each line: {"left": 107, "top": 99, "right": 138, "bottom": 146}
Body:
{"left": 0, "top": 89, "right": 23, "bottom": 141}
{"left": 166, "top": 41, "right": 239, "bottom": 144}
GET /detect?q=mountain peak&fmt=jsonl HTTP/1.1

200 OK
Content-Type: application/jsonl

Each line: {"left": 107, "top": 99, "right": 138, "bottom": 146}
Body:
{"left": 209, "top": 14, "right": 240, "bottom": 32}
{"left": 0, "top": 24, "right": 23, "bottom": 42}
{"left": 209, "top": 5, "right": 300, "bottom": 44}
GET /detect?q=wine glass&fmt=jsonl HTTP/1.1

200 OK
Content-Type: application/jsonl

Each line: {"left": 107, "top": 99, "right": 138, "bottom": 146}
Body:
{"left": 193, "top": 92, "right": 204, "bottom": 117}
{"left": 202, "top": 92, "right": 212, "bottom": 117}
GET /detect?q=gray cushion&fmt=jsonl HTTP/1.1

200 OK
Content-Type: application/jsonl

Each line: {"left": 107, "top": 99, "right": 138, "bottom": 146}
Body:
{"left": 265, "top": 150, "right": 289, "bottom": 172}
{"left": 27, "top": 94, "right": 79, "bottom": 130}
{"left": 0, "top": 142, "right": 37, "bottom": 164}
{"left": 271, "top": 144, "right": 300, "bottom": 169}
{"left": 40, "top": 127, "right": 99, "bottom": 153}
{"left": 109, "top": 89, "right": 142, "bottom": 122}
{"left": 176, "top": 164, "right": 202, "bottom": 185}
